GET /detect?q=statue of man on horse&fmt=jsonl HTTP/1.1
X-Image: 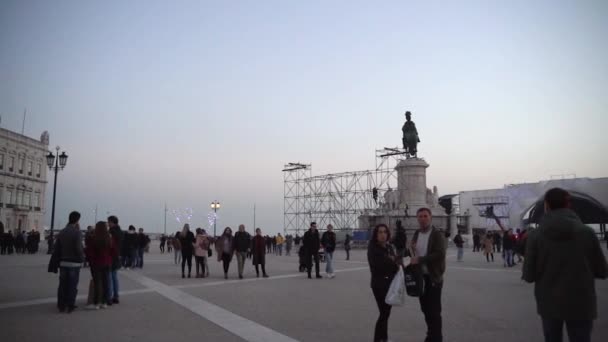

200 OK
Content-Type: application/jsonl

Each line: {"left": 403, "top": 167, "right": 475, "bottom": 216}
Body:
{"left": 402, "top": 111, "right": 420, "bottom": 158}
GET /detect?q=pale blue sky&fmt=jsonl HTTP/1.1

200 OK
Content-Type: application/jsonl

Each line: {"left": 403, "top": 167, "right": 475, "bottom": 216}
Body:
{"left": 1, "top": 0, "right": 606, "bottom": 234}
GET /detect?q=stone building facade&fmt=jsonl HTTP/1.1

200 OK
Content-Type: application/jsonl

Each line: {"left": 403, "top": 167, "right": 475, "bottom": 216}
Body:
{"left": 0, "top": 128, "right": 49, "bottom": 232}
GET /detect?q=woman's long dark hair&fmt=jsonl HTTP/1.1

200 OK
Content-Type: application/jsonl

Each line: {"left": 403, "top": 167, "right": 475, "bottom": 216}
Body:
{"left": 370, "top": 223, "right": 391, "bottom": 244}
{"left": 222, "top": 227, "right": 233, "bottom": 236}
{"left": 94, "top": 221, "right": 111, "bottom": 250}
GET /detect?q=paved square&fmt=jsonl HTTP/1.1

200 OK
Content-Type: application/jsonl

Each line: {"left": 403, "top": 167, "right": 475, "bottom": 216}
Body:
{"left": 1, "top": 243, "right": 607, "bottom": 342}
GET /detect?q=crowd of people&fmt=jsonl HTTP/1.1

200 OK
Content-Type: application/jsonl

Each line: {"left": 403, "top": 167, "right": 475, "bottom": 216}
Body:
{"left": 0, "top": 226, "right": 41, "bottom": 255}
{"left": 43, "top": 187, "right": 608, "bottom": 341}
{"left": 367, "top": 188, "right": 608, "bottom": 342}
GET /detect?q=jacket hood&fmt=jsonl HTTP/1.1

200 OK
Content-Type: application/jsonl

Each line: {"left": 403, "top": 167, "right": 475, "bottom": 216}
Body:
{"left": 539, "top": 208, "right": 582, "bottom": 241}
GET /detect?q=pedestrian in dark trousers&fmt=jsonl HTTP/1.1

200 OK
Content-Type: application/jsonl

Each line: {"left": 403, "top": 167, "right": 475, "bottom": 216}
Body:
{"left": 494, "top": 231, "right": 502, "bottom": 253}
{"left": 265, "top": 236, "right": 272, "bottom": 253}
{"left": 215, "top": 227, "right": 234, "bottom": 279}
{"left": 492, "top": 217, "right": 514, "bottom": 267}
{"left": 107, "top": 216, "right": 123, "bottom": 305}
{"left": 472, "top": 233, "right": 480, "bottom": 252}
{"left": 303, "top": 222, "right": 321, "bottom": 279}
{"left": 368, "top": 224, "right": 400, "bottom": 342}
{"left": 393, "top": 220, "right": 407, "bottom": 258}
{"left": 410, "top": 208, "right": 447, "bottom": 342}
{"left": 0, "top": 222, "right": 5, "bottom": 255}
{"left": 252, "top": 228, "right": 269, "bottom": 278}
{"left": 233, "top": 224, "right": 251, "bottom": 279}
{"left": 483, "top": 233, "right": 494, "bottom": 262}
{"left": 167, "top": 237, "right": 173, "bottom": 253}
{"left": 6, "top": 230, "right": 14, "bottom": 254}
{"left": 56, "top": 211, "right": 85, "bottom": 313}
{"left": 523, "top": 188, "right": 608, "bottom": 342}
{"left": 123, "top": 226, "right": 138, "bottom": 269}
{"left": 160, "top": 235, "right": 166, "bottom": 253}
{"left": 179, "top": 224, "right": 195, "bottom": 278}
{"left": 85, "top": 221, "right": 115, "bottom": 310}
{"left": 453, "top": 231, "right": 464, "bottom": 262}
{"left": 344, "top": 234, "right": 352, "bottom": 260}
{"left": 136, "top": 228, "right": 149, "bottom": 268}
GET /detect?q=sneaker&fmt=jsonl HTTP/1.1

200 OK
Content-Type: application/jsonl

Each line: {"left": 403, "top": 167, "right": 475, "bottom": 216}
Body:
{"left": 263, "top": 274, "right": 269, "bottom": 278}
{"left": 112, "top": 298, "right": 119, "bottom": 304}
{"left": 86, "top": 304, "right": 98, "bottom": 310}
{"left": 316, "top": 275, "right": 323, "bottom": 279}
{"left": 100, "top": 304, "right": 107, "bottom": 309}
{"left": 67, "top": 305, "right": 77, "bottom": 313}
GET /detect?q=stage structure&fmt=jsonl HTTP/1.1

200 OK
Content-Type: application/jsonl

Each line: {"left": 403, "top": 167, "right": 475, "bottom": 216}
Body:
{"left": 282, "top": 148, "right": 404, "bottom": 235}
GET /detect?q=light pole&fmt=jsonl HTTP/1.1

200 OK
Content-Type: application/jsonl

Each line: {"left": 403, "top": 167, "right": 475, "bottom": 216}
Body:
{"left": 46, "top": 146, "right": 68, "bottom": 254}
{"left": 210, "top": 200, "right": 221, "bottom": 238}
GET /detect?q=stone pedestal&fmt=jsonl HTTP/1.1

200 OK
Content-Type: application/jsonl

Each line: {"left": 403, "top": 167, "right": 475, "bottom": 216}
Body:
{"left": 395, "top": 158, "right": 429, "bottom": 208}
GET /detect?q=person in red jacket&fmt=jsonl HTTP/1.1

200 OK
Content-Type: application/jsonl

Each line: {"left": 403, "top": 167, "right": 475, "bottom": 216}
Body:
{"left": 86, "top": 221, "right": 115, "bottom": 310}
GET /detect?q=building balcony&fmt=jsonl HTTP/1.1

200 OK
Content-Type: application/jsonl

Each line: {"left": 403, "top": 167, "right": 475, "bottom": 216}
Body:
{"left": 13, "top": 204, "right": 32, "bottom": 211}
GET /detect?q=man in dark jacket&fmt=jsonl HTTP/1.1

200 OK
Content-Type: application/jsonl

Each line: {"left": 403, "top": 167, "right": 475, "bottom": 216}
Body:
{"left": 233, "top": 224, "right": 251, "bottom": 279}
{"left": 56, "top": 211, "right": 85, "bottom": 313}
{"left": 523, "top": 188, "right": 608, "bottom": 342}
{"left": 321, "top": 224, "right": 337, "bottom": 278}
{"left": 136, "top": 228, "right": 149, "bottom": 268}
{"left": 107, "top": 216, "right": 123, "bottom": 304}
{"left": 411, "top": 208, "right": 447, "bottom": 342}
{"left": 303, "top": 222, "right": 321, "bottom": 279}
{"left": 123, "top": 226, "right": 138, "bottom": 269}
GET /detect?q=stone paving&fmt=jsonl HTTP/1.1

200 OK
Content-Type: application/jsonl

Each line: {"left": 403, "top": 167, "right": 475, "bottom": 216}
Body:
{"left": 1, "top": 242, "right": 607, "bottom": 342}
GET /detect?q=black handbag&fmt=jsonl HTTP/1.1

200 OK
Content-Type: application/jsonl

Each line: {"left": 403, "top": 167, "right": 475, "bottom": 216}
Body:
{"left": 47, "top": 240, "right": 61, "bottom": 273}
{"left": 208, "top": 249, "right": 212, "bottom": 257}
{"left": 404, "top": 264, "right": 425, "bottom": 297}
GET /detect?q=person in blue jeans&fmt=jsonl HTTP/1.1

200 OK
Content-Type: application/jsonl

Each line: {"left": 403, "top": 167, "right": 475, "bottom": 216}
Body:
{"left": 56, "top": 211, "right": 85, "bottom": 313}
{"left": 321, "top": 224, "right": 336, "bottom": 278}
{"left": 107, "top": 215, "right": 123, "bottom": 304}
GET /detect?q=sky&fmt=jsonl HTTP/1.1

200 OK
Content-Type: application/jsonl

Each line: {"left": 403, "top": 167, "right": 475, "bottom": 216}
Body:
{"left": 1, "top": 0, "right": 606, "bottom": 234}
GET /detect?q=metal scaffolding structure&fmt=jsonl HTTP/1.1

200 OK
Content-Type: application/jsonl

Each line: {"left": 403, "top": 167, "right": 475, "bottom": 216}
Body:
{"left": 283, "top": 148, "right": 405, "bottom": 235}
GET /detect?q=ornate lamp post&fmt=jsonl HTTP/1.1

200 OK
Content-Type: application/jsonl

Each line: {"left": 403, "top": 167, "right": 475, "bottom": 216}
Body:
{"left": 46, "top": 146, "right": 68, "bottom": 254}
{"left": 210, "top": 201, "right": 221, "bottom": 238}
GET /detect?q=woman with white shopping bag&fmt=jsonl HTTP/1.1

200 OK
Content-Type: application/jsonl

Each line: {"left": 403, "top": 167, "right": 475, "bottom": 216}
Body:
{"left": 367, "top": 223, "right": 402, "bottom": 342}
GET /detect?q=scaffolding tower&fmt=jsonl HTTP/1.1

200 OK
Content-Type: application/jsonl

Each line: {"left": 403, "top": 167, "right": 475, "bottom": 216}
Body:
{"left": 283, "top": 148, "right": 404, "bottom": 235}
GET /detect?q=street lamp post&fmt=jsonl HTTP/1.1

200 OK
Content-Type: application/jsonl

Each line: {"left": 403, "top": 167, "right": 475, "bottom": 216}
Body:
{"left": 46, "top": 146, "right": 68, "bottom": 254}
{"left": 210, "top": 200, "right": 221, "bottom": 238}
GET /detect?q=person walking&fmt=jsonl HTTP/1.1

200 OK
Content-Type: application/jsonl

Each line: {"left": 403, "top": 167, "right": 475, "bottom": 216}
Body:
{"left": 483, "top": 232, "right": 494, "bottom": 262}
{"left": 173, "top": 231, "right": 182, "bottom": 265}
{"left": 160, "top": 234, "right": 166, "bottom": 253}
{"left": 252, "top": 228, "right": 269, "bottom": 278}
{"left": 367, "top": 223, "right": 400, "bottom": 342}
{"left": 86, "top": 221, "right": 115, "bottom": 310}
{"left": 233, "top": 224, "right": 251, "bottom": 279}
{"left": 276, "top": 233, "right": 285, "bottom": 256}
{"left": 321, "top": 224, "right": 336, "bottom": 278}
{"left": 523, "top": 188, "right": 608, "bottom": 342}
{"left": 194, "top": 228, "right": 210, "bottom": 278}
{"left": 136, "top": 228, "right": 149, "bottom": 268}
{"left": 167, "top": 236, "right": 173, "bottom": 253}
{"left": 453, "top": 231, "right": 465, "bottom": 262}
{"left": 472, "top": 233, "right": 480, "bottom": 252}
{"left": 179, "top": 224, "right": 195, "bottom": 278}
{"left": 123, "top": 226, "right": 138, "bottom": 269}
{"left": 215, "top": 227, "right": 234, "bottom": 279}
{"left": 107, "top": 216, "right": 123, "bottom": 305}
{"left": 344, "top": 234, "right": 352, "bottom": 260}
{"left": 265, "top": 235, "right": 272, "bottom": 253}
{"left": 56, "top": 211, "right": 85, "bottom": 313}
{"left": 410, "top": 208, "right": 447, "bottom": 342}
{"left": 303, "top": 222, "right": 322, "bottom": 279}
{"left": 285, "top": 234, "right": 293, "bottom": 256}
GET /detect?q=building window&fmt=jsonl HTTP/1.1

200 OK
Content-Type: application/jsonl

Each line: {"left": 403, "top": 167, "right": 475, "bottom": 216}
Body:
{"left": 28, "top": 161, "right": 33, "bottom": 176}
{"left": 6, "top": 190, "right": 12, "bottom": 204}
{"left": 37, "top": 164, "right": 41, "bottom": 178}
{"left": 9, "top": 157, "right": 14, "bottom": 172}
{"left": 19, "top": 157, "right": 24, "bottom": 174}
{"left": 24, "top": 192, "right": 31, "bottom": 207}
{"left": 33, "top": 193, "right": 40, "bottom": 207}
{"left": 16, "top": 191, "right": 23, "bottom": 205}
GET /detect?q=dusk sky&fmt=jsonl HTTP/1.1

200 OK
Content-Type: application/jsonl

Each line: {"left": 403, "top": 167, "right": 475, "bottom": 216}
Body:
{"left": 1, "top": 1, "right": 606, "bottom": 234}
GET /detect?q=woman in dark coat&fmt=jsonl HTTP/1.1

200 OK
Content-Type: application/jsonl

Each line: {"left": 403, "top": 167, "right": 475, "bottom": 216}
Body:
{"left": 251, "top": 228, "right": 269, "bottom": 278}
{"left": 179, "top": 224, "right": 195, "bottom": 278}
{"left": 215, "top": 227, "right": 234, "bottom": 279}
{"left": 367, "top": 223, "right": 400, "bottom": 342}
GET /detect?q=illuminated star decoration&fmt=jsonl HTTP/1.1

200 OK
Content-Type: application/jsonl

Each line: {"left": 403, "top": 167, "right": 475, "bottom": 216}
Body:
{"left": 172, "top": 208, "right": 194, "bottom": 224}
{"left": 207, "top": 211, "right": 218, "bottom": 229}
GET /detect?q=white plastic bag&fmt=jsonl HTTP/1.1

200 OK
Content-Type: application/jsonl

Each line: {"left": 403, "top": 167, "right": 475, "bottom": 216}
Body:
{"left": 385, "top": 266, "right": 405, "bottom": 306}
